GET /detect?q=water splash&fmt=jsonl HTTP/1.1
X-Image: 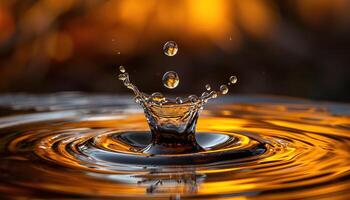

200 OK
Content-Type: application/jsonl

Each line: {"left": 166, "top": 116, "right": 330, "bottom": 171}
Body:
{"left": 118, "top": 66, "right": 237, "bottom": 154}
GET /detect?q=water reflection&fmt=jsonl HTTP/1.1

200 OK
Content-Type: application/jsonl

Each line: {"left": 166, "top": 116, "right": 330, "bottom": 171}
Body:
{"left": 0, "top": 94, "right": 349, "bottom": 199}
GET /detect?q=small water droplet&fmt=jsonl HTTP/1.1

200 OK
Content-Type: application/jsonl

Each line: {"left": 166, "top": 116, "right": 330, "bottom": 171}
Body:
{"left": 176, "top": 97, "right": 183, "bottom": 104}
{"left": 119, "top": 66, "right": 126, "bottom": 73}
{"left": 134, "top": 97, "right": 141, "bottom": 104}
{"left": 205, "top": 84, "right": 211, "bottom": 91}
{"left": 220, "top": 85, "right": 229, "bottom": 95}
{"left": 212, "top": 91, "right": 218, "bottom": 98}
{"left": 162, "top": 71, "right": 179, "bottom": 89}
{"left": 163, "top": 41, "right": 178, "bottom": 56}
{"left": 229, "top": 76, "right": 237, "bottom": 84}
{"left": 151, "top": 92, "right": 165, "bottom": 103}
{"left": 118, "top": 74, "right": 127, "bottom": 80}
{"left": 201, "top": 92, "right": 209, "bottom": 97}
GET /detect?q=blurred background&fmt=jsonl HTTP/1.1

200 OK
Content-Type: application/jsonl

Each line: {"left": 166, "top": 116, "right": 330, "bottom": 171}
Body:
{"left": 0, "top": 0, "right": 349, "bottom": 102}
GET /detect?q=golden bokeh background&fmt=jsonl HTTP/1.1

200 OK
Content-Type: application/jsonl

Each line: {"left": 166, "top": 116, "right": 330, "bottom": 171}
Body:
{"left": 0, "top": 0, "right": 349, "bottom": 101}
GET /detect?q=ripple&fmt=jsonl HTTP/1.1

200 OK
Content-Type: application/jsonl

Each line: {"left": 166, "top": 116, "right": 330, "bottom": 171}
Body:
{"left": 0, "top": 95, "right": 350, "bottom": 199}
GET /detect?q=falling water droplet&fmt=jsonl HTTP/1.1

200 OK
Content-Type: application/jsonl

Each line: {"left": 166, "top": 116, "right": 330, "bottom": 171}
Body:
{"left": 220, "top": 85, "right": 229, "bottom": 95}
{"left": 205, "top": 84, "right": 211, "bottom": 91}
{"left": 162, "top": 71, "right": 179, "bottom": 89}
{"left": 229, "top": 76, "right": 237, "bottom": 84}
{"left": 119, "top": 66, "right": 126, "bottom": 73}
{"left": 163, "top": 41, "right": 178, "bottom": 56}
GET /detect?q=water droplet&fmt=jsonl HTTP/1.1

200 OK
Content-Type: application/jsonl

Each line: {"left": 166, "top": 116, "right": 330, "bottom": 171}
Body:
{"left": 205, "top": 84, "right": 211, "bottom": 91}
{"left": 220, "top": 85, "right": 229, "bottom": 95}
{"left": 163, "top": 41, "right": 178, "bottom": 56}
{"left": 151, "top": 92, "right": 165, "bottom": 103}
{"left": 162, "top": 71, "right": 179, "bottom": 89}
{"left": 176, "top": 97, "right": 183, "bottom": 104}
{"left": 125, "top": 83, "right": 133, "bottom": 89}
{"left": 201, "top": 92, "right": 209, "bottom": 97}
{"left": 229, "top": 76, "right": 237, "bottom": 84}
{"left": 134, "top": 97, "right": 141, "bottom": 104}
{"left": 119, "top": 66, "right": 126, "bottom": 73}
{"left": 118, "top": 74, "right": 127, "bottom": 81}
{"left": 211, "top": 91, "right": 218, "bottom": 98}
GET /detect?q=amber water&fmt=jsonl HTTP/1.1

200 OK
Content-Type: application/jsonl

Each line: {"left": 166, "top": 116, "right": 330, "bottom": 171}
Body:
{"left": 118, "top": 65, "right": 239, "bottom": 154}
{"left": 0, "top": 93, "right": 350, "bottom": 199}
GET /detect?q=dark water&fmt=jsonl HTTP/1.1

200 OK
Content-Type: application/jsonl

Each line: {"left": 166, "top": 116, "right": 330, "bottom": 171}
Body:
{"left": 0, "top": 93, "right": 350, "bottom": 199}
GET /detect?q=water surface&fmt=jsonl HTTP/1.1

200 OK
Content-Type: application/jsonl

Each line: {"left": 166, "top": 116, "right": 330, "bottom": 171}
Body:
{"left": 0, "top": 93, "right": 350, "bottom": 199}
